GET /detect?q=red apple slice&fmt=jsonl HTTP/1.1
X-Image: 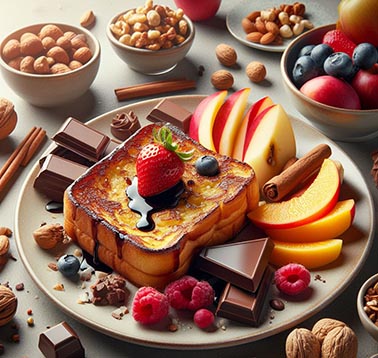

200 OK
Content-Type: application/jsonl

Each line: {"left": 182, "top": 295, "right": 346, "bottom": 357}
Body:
{"left": 248, "top": 159, "right": 341, "bottom": 229}
{"left": 212, "top": 88, "right": 250, "bottom": 156}
{"left": 189, "top": 90, "right": 227, "bottom": 151}
{"left": 242, "top": 104, "right": 296, "bottom": 188}
{"left": 232, "top": 96, "right": 274, "bottom": 161}
{"left": 265, "top": 199, "right": 355, "bottom": 242}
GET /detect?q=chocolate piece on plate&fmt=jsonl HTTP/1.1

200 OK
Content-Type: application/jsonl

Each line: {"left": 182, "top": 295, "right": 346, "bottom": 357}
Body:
{"left": 216, "top": 265, "right": 274, "bottom": 326}
{"left": 110, "top": 111, "right": 141, "bottom": 141}
{"left": 34, "top": 154, "right": 88, "bottom": 202}
{"left": 38, "top": 321, "right": 85, "bottom": 358}
{"left": 146, "top": 98, "right": 192, "bottom": 133}
{"left": 195, "top": 238, "right": 274, "bottom": 293}
{"left": 52, "top": 117, "right": 111, "bottom": 162}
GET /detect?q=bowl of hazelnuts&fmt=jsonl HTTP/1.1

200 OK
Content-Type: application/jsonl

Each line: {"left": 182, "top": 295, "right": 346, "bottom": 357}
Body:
{"left": 0, "top": 23, "right": 100, "bottom": 107}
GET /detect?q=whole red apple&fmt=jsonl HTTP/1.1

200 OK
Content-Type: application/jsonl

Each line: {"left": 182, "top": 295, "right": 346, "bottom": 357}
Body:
{"left": 352, "top": 64, "right": 378, "bottom": 109}
{"left": 300, "top": 75, "right": 361, "bottom": 110}
{"left": 173, "top": 0, "right": 221, "bottom": 21}
{"left": 337, "top": 0, "right": 378, "bottom": 46}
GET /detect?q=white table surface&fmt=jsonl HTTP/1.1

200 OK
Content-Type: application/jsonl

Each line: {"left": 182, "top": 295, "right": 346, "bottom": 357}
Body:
{"left": 0, "top": 1, "right": 377, "bottom": 357}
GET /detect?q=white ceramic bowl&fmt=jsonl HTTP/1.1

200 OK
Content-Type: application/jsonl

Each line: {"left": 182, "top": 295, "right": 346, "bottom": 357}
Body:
{"left": 106, "top": 10, "right": 194, "bottom": 75}
{"left": 281, "top": 24, "right": 378, "bottom": 142}
{"left": 357, "top": 273, "right": 378, "bottom": 342}
{"left": 0, "top": 23, "right": 100, "bottom": 108}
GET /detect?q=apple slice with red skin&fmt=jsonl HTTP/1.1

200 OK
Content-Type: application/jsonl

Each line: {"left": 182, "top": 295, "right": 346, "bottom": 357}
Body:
{"left": 232, "top": 96, "right": 274, "bottom": 161}
{"left": 212, "top": 88, "right": 250, "bottom": 156}
{"left": 248, "top": 159, "right": 341, "bottom": 229}
{"left": 189, "top": 90, "right": 227, "bottom": 151}
{"left": 242, "top": 104, "right": 296, "bottom": 188}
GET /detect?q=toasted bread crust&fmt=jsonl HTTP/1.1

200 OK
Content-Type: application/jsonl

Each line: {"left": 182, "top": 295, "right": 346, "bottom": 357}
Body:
{"left": 64, "top": 123, "right": 259, "bottom": 288}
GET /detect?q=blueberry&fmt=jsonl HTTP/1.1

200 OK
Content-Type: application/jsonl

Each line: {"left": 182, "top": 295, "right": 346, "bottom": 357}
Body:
{"left": 57, "top": 254, "right": 81, "bottom": 277}
{"left": 310, "top": 44, "right": 333, "bottom": 67}
{"left": 298, "top": 44, "right": 315, "bottom": 57}
{"left": 292, "top": 55, "right": 322, "bottom": 88}
{"left": 352, "top": 43, "right": 378, "bottom": 69}
{"left": 323, "top": 52, "right": 354, "bottom": 79}
{"left": 195, "top": 155, "right": 219, "bottom": 176}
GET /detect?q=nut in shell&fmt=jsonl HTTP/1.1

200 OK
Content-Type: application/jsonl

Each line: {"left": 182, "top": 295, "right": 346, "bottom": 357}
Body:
{"left": 285, "top": 328, "right": 320, "bottom": 358}
{"left": 215, "top": 43, "right": 237, "bottom": 67}
{"left": 33, "top": 223, "right": 67, "bottom": 249}
{"left": 246, "top": 61, "right": 266, "bottom": 83}
{"left": 211, "top": 70, "right": 234, "bottom": 90}
{"left": 321, "top": 325, "right": 358, "bottom": 358}
{"left": 311, "top": 318, "right": 346, "bottom": 344}
{"left": 80, "top": 10, "right": 96, "bottom": 28}
{"left": 0, "top": 285, "right": 17, "bottom": 326}
{"left": 0, "top": 235, "right": 10, "bottom": 257}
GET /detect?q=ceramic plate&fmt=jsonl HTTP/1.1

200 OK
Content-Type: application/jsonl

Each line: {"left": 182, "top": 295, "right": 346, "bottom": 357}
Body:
{"left": 226, "top": 0, "right": 337, "bottom": 52}
{"left": 15, "top": 95, "right": 375, "bottom": 349}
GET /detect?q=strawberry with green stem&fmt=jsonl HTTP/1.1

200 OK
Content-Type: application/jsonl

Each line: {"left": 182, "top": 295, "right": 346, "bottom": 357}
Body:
{"left": 136, "top": 126, "right": 194, "bottom": 197}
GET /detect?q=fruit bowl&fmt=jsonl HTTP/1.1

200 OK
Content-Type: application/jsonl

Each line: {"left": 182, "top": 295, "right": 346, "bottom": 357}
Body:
{"left": 0, "top": 23, "right": 100, "bottom": 108}
{"left": 106, "top": 7, "right": 195, "bottom": 75}
{"left": 281, "top": 24, "right": 378, "bottom": 142}
{"left": 357, "top": 273, "right": 378, "bottom": 342}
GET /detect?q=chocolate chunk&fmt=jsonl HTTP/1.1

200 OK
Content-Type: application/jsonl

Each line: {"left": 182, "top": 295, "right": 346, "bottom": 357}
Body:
{"left": 110, "top": 111, "right": 141, "bottom": 141}
{"left": 52, "top": 117, "right": 111, "bottom": 162}
{"left": 38, "top": 321, "right": 85, "bottom": 358}
{"left": 34, "top": 154, "right": 88, "bottom": 202}
{"left": 91, "top": 274, "right": 129, "bottom": 306}
{"left": 146, "top": 99, "right": 192, "bottom": 133}
{"left": 216, "top": 266, "right": 274, "bottom": 326}
{"left": 195, "top": 238, "right": 274, "bottom": 293}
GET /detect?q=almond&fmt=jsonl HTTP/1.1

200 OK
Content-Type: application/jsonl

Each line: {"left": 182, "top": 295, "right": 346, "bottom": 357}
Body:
{"left": 80, "top": 10, "right": 96, "bottom": 28}
{"left": 260, "top": 32, "right": 276, "bottom": 45}
{"left": 246, "top": 10, "right": 260, "bottom": 22}
{"left": 246, "top": 31, "right": 263, "bottom": 43}
{"left": 255, "top": 18, "right": 267, "bottom": 34}
{"left": 265, "top": 21, "right": 279, "bottom": 35}
{"left": 241, "top": 17, "right": 257, "bottom": 34}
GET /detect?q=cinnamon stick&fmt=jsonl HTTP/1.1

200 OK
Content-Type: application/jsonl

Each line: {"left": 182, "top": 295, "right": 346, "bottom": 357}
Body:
{"left": 114, "top": 78, "right": 196, "bottom": 101}
{"left": 262, "top": 144, "right": 332, "bottom": 202}
{"left": 0, "top": 127, "right": 46, "bottom": 195}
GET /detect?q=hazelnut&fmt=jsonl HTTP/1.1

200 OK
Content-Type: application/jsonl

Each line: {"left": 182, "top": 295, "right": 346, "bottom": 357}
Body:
{"left": 33, "top": 56, "right": 50, "bottom": 74}
{"left": 211, "top": 70, "right": 234, "bottom": 90}
{"left": 50, "top": 63, "right": 70, "bottom": 74}
{"left": 215, "top": 43, "right": 237, "bottom": 67}
{"left": 68, "top": 60, "right": 83, "bottom": 70}
{"left": 2, "top": 39, "right": 21, "bottom": 61}
{"left": 246, "top": 61, "right": 266, "bottom": 83}
{"left": 20, "top": 33, "right": 43, "bottom": 56}
{"left": 41, "top": 36, "right": 56, "bottom": 51}
{"left": 20, "top": 56, "right": 35, "bottom": 73}
{"left": 7, "top": 57, "right": 23, "bottom": 70}
{"left": 38, "top": 24, "right": 64, "bottom": 41}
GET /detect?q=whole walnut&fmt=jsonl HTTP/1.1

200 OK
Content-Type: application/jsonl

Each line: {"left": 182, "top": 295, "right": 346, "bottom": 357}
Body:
{"left": 286, "top": 328, "right": 320, "bottom": 358}
{"left": 312, "top": 318, "right": 345, "bottom": 344}
{"left": 321, "top": 325, "right": 357, "bottom": 358}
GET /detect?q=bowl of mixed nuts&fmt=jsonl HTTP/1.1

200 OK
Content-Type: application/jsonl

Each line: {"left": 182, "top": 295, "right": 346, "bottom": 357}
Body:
{"left": 357, "top": 273, "right": 378, "bottom": 342}
{"left": 0, "top": 23, "right": 100, "bottom": 107}
{"left": 106, "top": 1, "right": 195, "bottom": 75}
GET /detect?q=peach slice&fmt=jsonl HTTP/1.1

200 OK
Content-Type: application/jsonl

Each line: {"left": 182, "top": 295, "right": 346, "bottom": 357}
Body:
{"left": 265, "top": 199, "right": 355, "bottom": 242}
{"left": 232, "top": 96, "right": 274, "bottom": 161}
{"left": 212, "top": 88, "right": 250, "bottom": 156}
{"left": 270, "top": 239, "right": 343, "bottom": 269}
{"left": 242, "top": 104, "right": 296, "bottom": 188}
{"left": 248, "top": 159, "right": 341, "bottom": 229}
{"left": 189, "top": 90, "right": 227, "bottom": 151}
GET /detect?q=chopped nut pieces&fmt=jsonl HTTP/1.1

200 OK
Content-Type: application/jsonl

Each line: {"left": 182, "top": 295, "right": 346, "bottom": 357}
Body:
{"left": 242, "top": 2, "right": 313, "bottom": 46}
{"left": 363, "top": 279, "right": 378, "bottom": 326}
{"left": 1, "top": 24, "right": 93, "bottom": 74}
{"left": 33, "top": 223, "right": 67, "bottom": 250}
{"left": 110, "top": 1, "right": 190, "bottom": 51}
{"left": 91, "top": 274, "right": 129, "bottom": 306}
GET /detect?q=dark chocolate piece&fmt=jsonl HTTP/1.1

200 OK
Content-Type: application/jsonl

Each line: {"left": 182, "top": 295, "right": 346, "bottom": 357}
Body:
{"left": 110, "top": 111, "right": 141, "bottom": 141}
{"left": 195, "top": 238, "right": 274, "bottom": 293}
{"left": 216, "top": 265, "right": 274, "bottom": 326}
{"left": 34, "top": 154, "right": 88, "bottom": 202}
{"left": 38, "top": 321, "right": 85, "bottom": 358}
{"left": 52, "top": 117, "right": 111, "bottom": 162}
{"left": 146, "top": 98, "right": 192, "bottom": 133}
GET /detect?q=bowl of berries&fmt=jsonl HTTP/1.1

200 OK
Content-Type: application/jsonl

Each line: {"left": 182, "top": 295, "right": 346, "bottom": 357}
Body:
{"left": 281, "top": 23, "right": 378, "bottom": 142}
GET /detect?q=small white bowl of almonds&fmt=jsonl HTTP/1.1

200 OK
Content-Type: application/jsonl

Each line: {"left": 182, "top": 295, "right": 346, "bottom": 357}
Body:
{"left": 357, "top": 273, "right": 378, "bottom": 342}
{"left": 0, "top": 23, "right": 100, "bottom": 107}
{"left": 106, "top": 1, "right": 194, "bottom": 75}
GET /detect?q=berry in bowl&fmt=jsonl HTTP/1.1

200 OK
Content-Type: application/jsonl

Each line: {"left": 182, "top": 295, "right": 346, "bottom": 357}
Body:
{"left": 106, "top": 1, "right": 195, "bottom": 75}
{"left": 280, "top": 24, "right": 378, "bottom": 142}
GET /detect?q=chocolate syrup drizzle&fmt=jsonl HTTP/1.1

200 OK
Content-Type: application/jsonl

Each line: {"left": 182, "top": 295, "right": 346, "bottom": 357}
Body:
{"left": 126, "top": 176, "right": 185, "bottom": 231}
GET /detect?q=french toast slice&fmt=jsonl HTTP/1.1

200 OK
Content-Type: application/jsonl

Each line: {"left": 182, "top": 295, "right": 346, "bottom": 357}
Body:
{"left": 64, "top": 123, "right": 259, "bottom": 288}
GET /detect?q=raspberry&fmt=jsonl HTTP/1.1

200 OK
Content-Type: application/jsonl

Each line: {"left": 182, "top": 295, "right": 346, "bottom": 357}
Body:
{"left": 132, "top": 286, "right": 169, "bottom": 325}
{"left": 274, "top": 263, "right": 311, "bottom": 296}
{"left": 165, "top": 276, "right": 214, "bottom": 311}
{"left": 322, "top": 30, "right": 356, "bottom": 58}
{"left": 193, "top": 308, "right": 215, "bottom": 329}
